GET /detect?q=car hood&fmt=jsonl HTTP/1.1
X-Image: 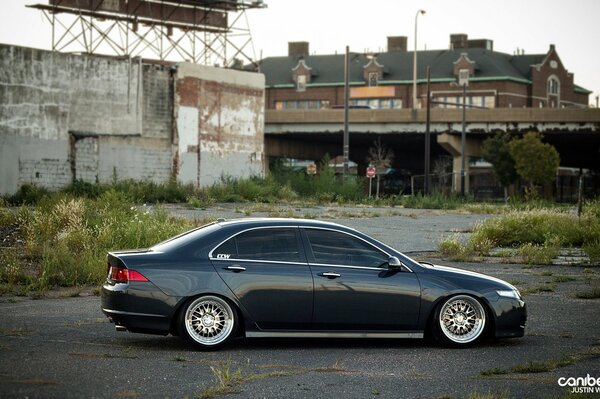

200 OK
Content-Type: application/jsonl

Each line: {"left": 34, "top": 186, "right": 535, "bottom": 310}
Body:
{"left": 422, "top": 263, "right": 517, "bottom": 291}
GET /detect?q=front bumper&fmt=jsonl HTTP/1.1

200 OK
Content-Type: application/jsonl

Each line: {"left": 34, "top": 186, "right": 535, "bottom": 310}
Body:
{"left": 492, "top": 297, "right": 527, "bottom": 338}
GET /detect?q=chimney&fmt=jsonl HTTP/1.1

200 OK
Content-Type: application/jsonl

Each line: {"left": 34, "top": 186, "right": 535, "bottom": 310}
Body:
{"left": 450, "top": 34, "right": 468, "bottom": 50}
{"left": 387, "top": 36, "right": 407, "bottom": 52}
{"left": 288, "top": 41, "right": 309, "bottom": 57}
{"left": 466, "top": 39, "right": 493, "bottom": 51}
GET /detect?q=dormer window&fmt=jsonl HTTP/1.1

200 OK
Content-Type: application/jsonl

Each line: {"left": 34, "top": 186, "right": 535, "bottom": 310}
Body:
{"left": 453, "top": 53, "right": 476, "bottom": 81}
{"left": 297, "top": 74, "right": 306, "bottom": 92}
{"left": 292, "top": 59, "right": 313, "bottom": 92}
{"left": 368, "top": 72, "right": 378, "bottom": 87}
{"left": 363, "top": 57, "right": 384, "bottom": 86}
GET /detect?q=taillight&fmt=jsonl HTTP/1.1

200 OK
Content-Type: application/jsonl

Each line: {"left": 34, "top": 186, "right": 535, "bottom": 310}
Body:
{"left": 107, "top": 265, "right": 148, "bottom": 283}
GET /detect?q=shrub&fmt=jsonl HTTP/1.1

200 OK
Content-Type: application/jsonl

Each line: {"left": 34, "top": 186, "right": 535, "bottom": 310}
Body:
{"left": 518, "top": 243, "right": 559, "bottom": 265}
{"left": 8, "top": 184, "right": 51, "bottom": 205}
{"left": 14, "top": 192, "right": 194, "bottom": 290}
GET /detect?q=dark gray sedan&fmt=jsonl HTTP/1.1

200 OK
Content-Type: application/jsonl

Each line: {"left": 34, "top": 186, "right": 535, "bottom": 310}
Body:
{"left": 101, "top": 218, "right": 526, "bottom": 350}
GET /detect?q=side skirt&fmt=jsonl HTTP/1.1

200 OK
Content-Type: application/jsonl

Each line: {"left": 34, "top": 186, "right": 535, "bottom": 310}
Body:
{"left": 245, "top": 331, "right": 424, "bottom": 339}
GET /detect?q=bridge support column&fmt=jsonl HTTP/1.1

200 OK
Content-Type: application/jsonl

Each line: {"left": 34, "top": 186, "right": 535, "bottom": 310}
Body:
{"left": 437, "top": 133, "right": 482, "bottom": 194}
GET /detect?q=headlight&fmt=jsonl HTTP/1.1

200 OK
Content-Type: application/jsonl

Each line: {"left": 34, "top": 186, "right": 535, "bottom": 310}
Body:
{"left": 497, "top": 289, "right": 520, "bottom": 299}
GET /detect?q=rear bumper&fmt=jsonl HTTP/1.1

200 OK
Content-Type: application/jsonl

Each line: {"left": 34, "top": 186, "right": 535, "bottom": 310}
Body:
{"left": 493, "top": 298, "right": 527, "bottom": 338}
{"left": 101, "top": 281, "right": 178, "bottom": 335}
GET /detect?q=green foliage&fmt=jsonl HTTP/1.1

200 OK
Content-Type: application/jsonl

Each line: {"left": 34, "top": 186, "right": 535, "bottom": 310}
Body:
{"left": 9, "top": 184, "right": 51, "bottom": 205}
{"left": 481, "top": 132, "right": 518, "bottom": 188}
{"left": 518, "top": 242, "right": 560, "bottom": 265}
{"left": 508, "top": 132, "right": 560, "bottom": 187}
{"left": 575, "top": 285, "right": 600, "bottom": 299}
{"left": 400, "top": 193, "right": 464, "bottom": 210}
{"left": 440, "top": 201, "right": 600, "bottom": 264}
{"left": 0, "top": 249, "right": 26, "bottom": 285}
{"left": 14, "top": 192, "right": 194, "bottom": 291}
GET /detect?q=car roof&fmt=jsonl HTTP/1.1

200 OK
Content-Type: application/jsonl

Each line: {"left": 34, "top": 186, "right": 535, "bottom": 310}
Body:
{"left": 216, "top": 217, "right": 355, "bottom": 231}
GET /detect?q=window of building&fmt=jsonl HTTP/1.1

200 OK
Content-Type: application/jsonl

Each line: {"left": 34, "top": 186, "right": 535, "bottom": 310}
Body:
{"left": 304, "top": 229, "right": 388, "bottom": 268}
{"left": 296, "top": 74, "right": 306, "bottom": 92}
{"left": 349, "top": 98, "right": 402, "bottom": 109}
{"left": 368, "top": 72, "right": 379, "bottom": 87}
{"left": 548, "top": 77, "right": 559, "bottom": 95}
{"left": 275, "top": 100, "right": 330, "bottom": 110}
{"left": 213, "top": 228, "right": 301, "bottom": 263}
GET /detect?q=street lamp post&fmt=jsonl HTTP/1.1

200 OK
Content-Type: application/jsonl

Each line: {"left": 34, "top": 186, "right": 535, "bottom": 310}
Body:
{"left": 412, "top": 9, "right": 426, "bottom": 110}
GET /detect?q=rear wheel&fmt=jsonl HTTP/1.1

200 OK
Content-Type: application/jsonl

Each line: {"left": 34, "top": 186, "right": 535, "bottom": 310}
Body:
{"left": 179, "top": 295, "right": 236, "bottom": 350}
{"left": 433, "top": 295, "right": 486, "bottom": 347}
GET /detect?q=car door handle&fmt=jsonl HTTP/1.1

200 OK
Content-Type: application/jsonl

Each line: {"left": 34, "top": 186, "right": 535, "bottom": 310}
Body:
{"left": 319, "top": 272, "right": 341, "bottom": 279}
{"left": 224, "top": 266, "right": 246, "bottom": 272}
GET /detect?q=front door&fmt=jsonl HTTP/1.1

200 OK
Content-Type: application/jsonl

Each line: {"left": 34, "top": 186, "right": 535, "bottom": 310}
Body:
{"left": 302, "top": 228, "right": 421, "bottom": 331}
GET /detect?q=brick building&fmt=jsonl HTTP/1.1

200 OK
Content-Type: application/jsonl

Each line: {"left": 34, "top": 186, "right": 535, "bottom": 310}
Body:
{"left": 258, "top": 34, "right": 591, "bottom": 110}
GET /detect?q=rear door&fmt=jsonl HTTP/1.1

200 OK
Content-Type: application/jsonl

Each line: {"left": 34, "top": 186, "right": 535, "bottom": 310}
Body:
{"left": 303, "top": 228, "right": 421, "bottom": 331}
{"left": 210, "top": 227, "right": 313, "bottom": 330}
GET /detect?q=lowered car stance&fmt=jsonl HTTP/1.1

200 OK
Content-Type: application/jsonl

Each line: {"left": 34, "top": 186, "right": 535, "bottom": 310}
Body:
{"left": 101, "top": 218, "right": 526, "bottom": 349}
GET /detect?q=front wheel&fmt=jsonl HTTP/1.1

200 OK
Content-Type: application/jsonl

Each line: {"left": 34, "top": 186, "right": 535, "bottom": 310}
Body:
{"left": 433, "top": 295, "right": 487, "bottom": 347}
{"left": 179, "top": 295, "right": 236, "bottom": 350}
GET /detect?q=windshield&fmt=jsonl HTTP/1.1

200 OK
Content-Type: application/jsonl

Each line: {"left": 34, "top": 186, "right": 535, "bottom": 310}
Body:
{"left": 150, "top": 222, "right": 220, "bottom": 252}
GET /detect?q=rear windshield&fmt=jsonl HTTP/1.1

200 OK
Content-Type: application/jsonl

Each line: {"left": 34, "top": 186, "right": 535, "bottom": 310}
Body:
{"left": 150, "top": 222, "right": 221, "bottom": 252}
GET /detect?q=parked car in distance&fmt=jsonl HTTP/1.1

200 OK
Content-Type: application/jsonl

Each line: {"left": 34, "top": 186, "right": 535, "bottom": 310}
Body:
{"left": 102, "top": 218, "right": 526, "bottom": 350}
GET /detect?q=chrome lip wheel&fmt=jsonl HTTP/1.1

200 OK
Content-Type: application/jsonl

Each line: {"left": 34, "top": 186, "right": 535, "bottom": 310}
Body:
{"left": 439, "top": 295, "right": 485, "bottom": 344}
{"left": 185, "top": 296, "right": 234, "bottom": 347}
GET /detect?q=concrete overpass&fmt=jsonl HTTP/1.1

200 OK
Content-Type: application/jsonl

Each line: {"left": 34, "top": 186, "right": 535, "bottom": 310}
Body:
{"left": 265, "top": 108, "right": 600, "bottom": 192}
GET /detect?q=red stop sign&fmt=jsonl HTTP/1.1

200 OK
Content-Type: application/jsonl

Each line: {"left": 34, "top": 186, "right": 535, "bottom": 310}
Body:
{"left": 366, "top": 167, "right": 376, "bottom": 178}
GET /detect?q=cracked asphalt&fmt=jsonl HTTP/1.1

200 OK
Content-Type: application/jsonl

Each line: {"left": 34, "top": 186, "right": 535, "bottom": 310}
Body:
{"left": 1, "top": 208, "right": 599, "bottom": 399}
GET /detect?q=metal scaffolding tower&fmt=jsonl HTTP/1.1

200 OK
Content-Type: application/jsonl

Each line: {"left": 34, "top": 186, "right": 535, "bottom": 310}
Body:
{"left": 28, "top": 0, "right": 265, "bottom": 66}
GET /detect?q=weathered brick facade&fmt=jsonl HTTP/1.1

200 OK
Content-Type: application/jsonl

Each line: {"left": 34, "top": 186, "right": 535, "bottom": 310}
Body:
{"left": 260, "top": 36, "right": 590, "bottom": 111}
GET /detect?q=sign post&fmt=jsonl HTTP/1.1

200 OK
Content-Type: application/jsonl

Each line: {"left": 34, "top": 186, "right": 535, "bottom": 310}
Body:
{"left": 367, "top": 166, "right": 376, "bottom": 198}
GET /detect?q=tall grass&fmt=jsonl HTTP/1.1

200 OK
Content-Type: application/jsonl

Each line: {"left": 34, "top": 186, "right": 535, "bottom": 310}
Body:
{"left": 1, "top": 191, "right": 195, "bottom": 291}
{"left": 438, "top": 200, "right": 600, "bottom": 264}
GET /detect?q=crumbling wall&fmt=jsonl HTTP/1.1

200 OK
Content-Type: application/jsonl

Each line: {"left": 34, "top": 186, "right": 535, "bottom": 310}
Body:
{"left": 174, "top": 63, "right": 265, "bottom": 187}
{"left": 0, "top": 44, "right": 173, "bottom": 194}
{"left": 0, "top": 44, "right": 265, "bottom": 195}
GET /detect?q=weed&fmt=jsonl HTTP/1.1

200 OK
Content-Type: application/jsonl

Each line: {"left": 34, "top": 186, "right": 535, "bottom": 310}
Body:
{"left": 521, "top": 283, "right": 556, "bottom": 296}
{"left": 518, "top": 243, "right": 559, "bottom": 265}
{"left": 575, "top": 286, "right": 600, "bottom": 299}
{"left": 7, "top": 192, "right": 194, "bottom": 290}
{"left": 479, "top": 368, "right": 508, "bottom": 376}
{"left": 0, "top": 328, "right": 33, "bottom": 336}
{"left": 197, "top": 358, "right": 299, "bottom": 399}
{"left": 552, "top": 275, "right": 576, "bottom": 283}
{"left": 438, "top": 235, "right": 472, "bottom": 261}
{"left": 173, "top": 355, "right": 187, "bottom": 362}
{"left": 559, "top": 332, "right": 574, "bottom": 338}
{"left": 511, "top": 354, "right": 577, "bottom": 373}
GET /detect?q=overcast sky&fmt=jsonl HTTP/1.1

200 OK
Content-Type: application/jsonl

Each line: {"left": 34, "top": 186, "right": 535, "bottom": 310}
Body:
{"left": 1, "top": 0, "right": 599, "bottom": 103}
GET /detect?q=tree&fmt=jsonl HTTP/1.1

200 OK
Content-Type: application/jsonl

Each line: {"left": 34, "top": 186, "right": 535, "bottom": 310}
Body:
{"left": 481, "top": 132, "right": 518, "bottom": 201}
{"left": 367, "top": 137, "right": 394, "bottom": 198}
{"left": 508, "top": 132, "right": 560, "bottom": 198}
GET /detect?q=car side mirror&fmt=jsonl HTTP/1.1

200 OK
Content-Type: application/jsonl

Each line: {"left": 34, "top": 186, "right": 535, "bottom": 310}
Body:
{"left": 388, "top": 256, "right": 403, "bottom": 270}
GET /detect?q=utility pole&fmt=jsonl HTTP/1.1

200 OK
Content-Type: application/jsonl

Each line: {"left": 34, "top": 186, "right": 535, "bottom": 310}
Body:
{"left": 343, "top": 45, "right": 350, "bottom": 175}
{"left": 460, "top": 83, "right": 467, "bottom": 198}
{"left": 424, "top": 66, "right": 431, "bottom": 195}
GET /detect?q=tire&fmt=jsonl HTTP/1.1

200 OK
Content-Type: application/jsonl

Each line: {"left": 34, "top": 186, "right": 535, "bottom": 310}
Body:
{"left": 432, "top": 295, "right": 487, "bottom": 347}
{"left": 179, "top": 295, "right": 236, "bottom": 350}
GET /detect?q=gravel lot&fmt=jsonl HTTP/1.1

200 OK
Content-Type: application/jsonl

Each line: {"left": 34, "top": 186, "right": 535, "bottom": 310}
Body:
{"left": 0, "top": 207, "right": 598, "bottom": 399}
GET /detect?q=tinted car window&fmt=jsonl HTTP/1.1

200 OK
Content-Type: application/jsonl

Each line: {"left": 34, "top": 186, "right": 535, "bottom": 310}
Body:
{"left": 305, "top": 229, "right": 388, "bottom": 267}
{"left": 213, "top": 228, "right": 302, "bottom": 263}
